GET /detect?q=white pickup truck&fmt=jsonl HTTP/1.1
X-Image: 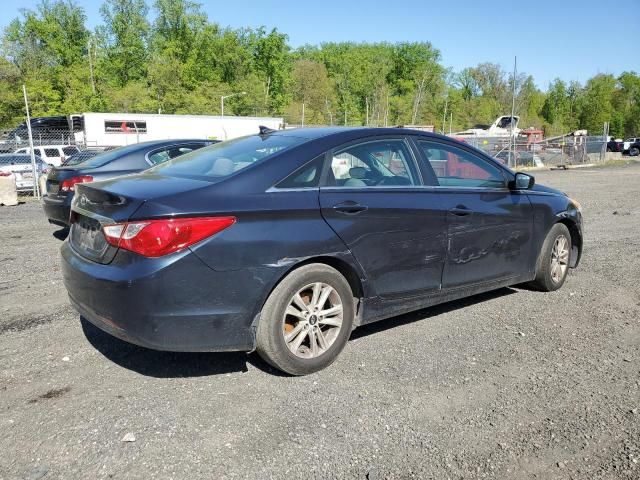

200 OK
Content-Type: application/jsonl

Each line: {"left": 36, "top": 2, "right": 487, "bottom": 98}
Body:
{"left": 623, "top": 137, "right": 640, "bottom": 154}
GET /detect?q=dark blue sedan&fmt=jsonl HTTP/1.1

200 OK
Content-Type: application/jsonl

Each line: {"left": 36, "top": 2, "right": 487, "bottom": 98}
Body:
{"left": 43, "top": 139, "right": 215, "bottom": 227}
{"left": 61, "top": 127, "right": 583, "bottom": 375}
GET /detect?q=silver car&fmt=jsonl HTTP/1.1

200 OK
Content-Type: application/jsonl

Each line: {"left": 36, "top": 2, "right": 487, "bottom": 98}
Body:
{"left": 0, "top": 154, "right": 49, "bottom": 192}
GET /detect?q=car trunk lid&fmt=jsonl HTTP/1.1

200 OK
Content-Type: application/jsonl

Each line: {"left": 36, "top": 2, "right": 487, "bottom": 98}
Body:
{"left": 47, "top": 167, "right": 81, "bottom": 196}
{"left": 69, "top": 174, "right": 214, "bottom": 264}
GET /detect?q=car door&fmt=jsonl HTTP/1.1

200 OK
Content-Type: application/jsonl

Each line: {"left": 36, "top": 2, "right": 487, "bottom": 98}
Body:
{"left": 319, "top": 136, "right": 447, "bottom": 299}
{"left": 414, "top": 138, "right": 534, "bottom": 289}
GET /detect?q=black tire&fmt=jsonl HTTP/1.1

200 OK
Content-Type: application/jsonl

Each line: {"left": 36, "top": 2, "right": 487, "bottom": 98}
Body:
{"left": 630, "top": 146, "right": 640, "bottom": 157}
{"left": 256, "top": 263, "right": 355, "bottom": 375}
{"left": 529, "top": 223, "right": 572, "bottom": 292}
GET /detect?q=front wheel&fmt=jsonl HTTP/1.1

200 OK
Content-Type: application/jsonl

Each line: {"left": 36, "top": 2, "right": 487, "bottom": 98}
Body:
{"left": 629, "top": 146, "right": 640, "bottom": 157}
{"left": 256, "top": 264, "right": 355, "bottom": 375}
{"left": 529, "top": 223, "right": 572, "bottom": 292}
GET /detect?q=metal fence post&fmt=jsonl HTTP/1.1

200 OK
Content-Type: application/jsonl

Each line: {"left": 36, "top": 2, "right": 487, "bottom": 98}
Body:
{"left": 22, "top": 85, "right": 40, "bottom": 199}
{"left": 600, "top": 122, "right": 608, "bottom": 163}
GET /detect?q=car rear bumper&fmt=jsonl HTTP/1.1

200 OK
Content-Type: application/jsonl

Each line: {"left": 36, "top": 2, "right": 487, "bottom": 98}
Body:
{"left": 43, "top": 194, "right": 71, "bottom": 226}
{"left": 61, "top": 241, "right": 277, "bottom": 352}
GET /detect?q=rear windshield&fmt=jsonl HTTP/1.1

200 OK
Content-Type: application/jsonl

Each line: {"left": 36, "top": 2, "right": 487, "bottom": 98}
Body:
{"left": 150, "top": 134, "right": 303, "bottom": 179}
{"left": 64, "top": 151, "right": 98, "bottom": 166}
{"left": 72, "top": 143, "right": 144, "bottom": 168}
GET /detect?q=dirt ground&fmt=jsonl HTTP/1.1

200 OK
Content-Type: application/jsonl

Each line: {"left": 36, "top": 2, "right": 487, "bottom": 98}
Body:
{"left": 1, "top": 164, "right": 639, "bottom": 479}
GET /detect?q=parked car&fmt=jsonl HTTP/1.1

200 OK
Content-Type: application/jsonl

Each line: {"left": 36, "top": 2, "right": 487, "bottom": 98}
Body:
{"left": 0, "top": 154, "right": 49, "bottom": 192}
{"left": 606, "top": 138, "right": 624, "bottom": 153}
{"left": 43, "top": 139, "right": 216, "bottom": 227}
{"left": 61, "top": 127, "right": 583, "bottom": 375}
{"left": 62, "top": 149, "right": 102, "bottom": 166}
{"left": 14, "top": 145, "right": 80, "bottom": 166}
{"left": 626, "top": 139, "right": 640, "bottom": 157}
{"left": 0, "top": 116, "right": 72, "bottom": 153}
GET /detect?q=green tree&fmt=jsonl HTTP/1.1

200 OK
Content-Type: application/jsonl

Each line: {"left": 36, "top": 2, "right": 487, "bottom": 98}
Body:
{"left": 289, "top": 59, "right": 333, "bottom": 124}
{"left": 578, "top": 74, "right": 616, "bottom": 135}
{"left": 100, "top": 0, "right": 150, "bottom": 86}
{"left": 152, "top": 0, "right": 205, "bottom": 62}
{"left": 251, "top": 27, "right": 290, "bottom": 113}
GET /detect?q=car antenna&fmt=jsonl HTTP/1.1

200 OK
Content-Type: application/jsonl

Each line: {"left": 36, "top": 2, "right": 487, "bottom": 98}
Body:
{"left": 259, "top": 125, "right": 276, "bottom": 136}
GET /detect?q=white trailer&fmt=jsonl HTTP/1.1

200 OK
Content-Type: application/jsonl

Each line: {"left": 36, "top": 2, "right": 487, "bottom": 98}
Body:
{"left": 70, "top": 113, "right": 283, "bottom": 148}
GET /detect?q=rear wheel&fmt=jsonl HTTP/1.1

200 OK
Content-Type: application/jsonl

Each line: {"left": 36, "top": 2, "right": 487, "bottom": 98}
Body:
{"left": 629, "top": 146, "right": 640, "bottom": 157}
{"left": 256, "top": 264, "right": 355, "bottom": 375}
{"left": 529, "top": 223, "right": 571, "bottom": 292}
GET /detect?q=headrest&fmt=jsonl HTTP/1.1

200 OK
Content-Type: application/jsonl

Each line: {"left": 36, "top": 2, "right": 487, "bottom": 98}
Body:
{"left": 349, "top": 166, "right": 367, "bottom": 179}
{"left": 210, "top": 157, "right": 235, "bottom": 176}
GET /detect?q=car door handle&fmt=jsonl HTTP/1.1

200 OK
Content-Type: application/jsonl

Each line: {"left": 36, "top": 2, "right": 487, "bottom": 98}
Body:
{"left": 333, "top": 202, "right": 368, "bottom": 214}
{"left": 449, "top": 205, "right": 473, "bottom": 216}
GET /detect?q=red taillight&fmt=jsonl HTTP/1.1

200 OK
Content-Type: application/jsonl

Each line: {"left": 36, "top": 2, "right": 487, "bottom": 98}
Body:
{"left": 102, "top": 216, "right": 236, "bottom": 257}
{"left": 0, "top": 171, "right": 11, "bottom": 177}
{"left": 61, "top": 175, "right": 93, "bottom": 192}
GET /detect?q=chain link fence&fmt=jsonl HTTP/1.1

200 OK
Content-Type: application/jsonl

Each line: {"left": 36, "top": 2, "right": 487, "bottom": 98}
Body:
{"left": 0, "top": 128, "right": 92, "bottom": 201}
{"left": 462, "top": 133, "right": 608, "bottom": 170}
{"left": 0, "top": 116, "right": 613, "bottom": 203}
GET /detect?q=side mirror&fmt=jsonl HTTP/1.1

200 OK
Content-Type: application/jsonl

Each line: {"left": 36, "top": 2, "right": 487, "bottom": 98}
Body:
{"left": 510, "top": 172, "right": 535, "bottom": 190}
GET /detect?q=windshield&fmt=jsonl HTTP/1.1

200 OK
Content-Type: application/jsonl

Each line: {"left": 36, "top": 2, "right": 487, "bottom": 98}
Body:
{"left": 150, "top": 134, "right": 304, "bottom": 179}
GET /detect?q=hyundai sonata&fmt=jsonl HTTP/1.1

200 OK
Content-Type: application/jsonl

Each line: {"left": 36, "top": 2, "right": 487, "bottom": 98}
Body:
{"left": 61, "top": 127, "right": 582, "bottom": 375}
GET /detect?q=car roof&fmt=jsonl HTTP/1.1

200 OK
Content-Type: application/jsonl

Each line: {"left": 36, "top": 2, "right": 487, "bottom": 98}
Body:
{"left": 269, "top": 126, "right": 454, "bottom": 143}
{"left": 117, "top": 139, "right": 213, "bottom": 147}
{"left": 16, "top": 145, "right": 77, "bottom": 149}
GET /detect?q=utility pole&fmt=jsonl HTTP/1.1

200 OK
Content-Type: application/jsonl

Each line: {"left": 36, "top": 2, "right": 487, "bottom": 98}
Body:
{"left": 365, "top": 97, "right": 369, "bottom": 126}
{"left": 442, "top": 97, "right": 448, "bottom": 134}
{"left": 509, "top": 56, "right": 517, "bottom": 168}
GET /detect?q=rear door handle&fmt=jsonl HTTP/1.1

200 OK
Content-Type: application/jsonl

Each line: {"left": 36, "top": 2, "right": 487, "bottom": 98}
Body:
{"left": 333, "top": 201, "right": 368, "bottom": 214}
{"left": 449, "top": 205, "right": 473, "bottom": 216}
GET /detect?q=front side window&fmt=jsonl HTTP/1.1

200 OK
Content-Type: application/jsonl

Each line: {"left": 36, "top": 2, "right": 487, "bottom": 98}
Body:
{"left": 325, "top": 139, "right": 417, "bottom": 188}
{"left": 44, "top": 148, "right": 59, "bottom": 157}
{"left": 417, "top": 140, "right": 506, "bottom": 189}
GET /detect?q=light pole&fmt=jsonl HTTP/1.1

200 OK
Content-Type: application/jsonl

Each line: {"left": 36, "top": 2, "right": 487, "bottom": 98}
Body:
{"left": 220, "top": 91, "right": 247, "bottom": 117}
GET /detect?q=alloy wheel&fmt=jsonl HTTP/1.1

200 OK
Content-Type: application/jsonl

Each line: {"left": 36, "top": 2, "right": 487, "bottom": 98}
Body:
{"left": 282, "top": 282, "right": 343, "bottom": 359}
{"left": 550, "top": 234, "right": 569, "bottom": 284}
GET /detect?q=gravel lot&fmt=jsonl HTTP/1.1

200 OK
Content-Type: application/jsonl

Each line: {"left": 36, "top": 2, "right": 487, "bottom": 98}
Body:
{"left": 1, "top": 163, "right": 639, "bottom": 479}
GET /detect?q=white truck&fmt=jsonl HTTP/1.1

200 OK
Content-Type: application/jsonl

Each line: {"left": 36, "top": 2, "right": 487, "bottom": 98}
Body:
{"left": 622, "top": 137, "right": 640, "bottom": 154}
{"left": 70, "top": 112, "right": 284, "bottom": 148}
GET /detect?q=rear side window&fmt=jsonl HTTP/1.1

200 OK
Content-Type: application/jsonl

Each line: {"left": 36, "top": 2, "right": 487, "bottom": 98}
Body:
{"left": 417, "top": 140, "right": 506, "bottom": 189}
{"left": 276, "top": 155, "right": 324, "bottom": 189}
{"left": 147, "top": 143, "right": 205, "bottom": 166}
{"left": 151, "top": 135, "right": 304, "bottom": 179}
{"left": 44, "top": 148, "right": 59, "bottom": 157}
{"left": 62, "top": 146, "right": 79, "bottom": 155}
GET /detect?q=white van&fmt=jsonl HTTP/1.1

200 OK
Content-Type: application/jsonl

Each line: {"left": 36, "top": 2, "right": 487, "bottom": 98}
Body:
{"left": 14, "top": 145, "right": 80, "bottom": 166}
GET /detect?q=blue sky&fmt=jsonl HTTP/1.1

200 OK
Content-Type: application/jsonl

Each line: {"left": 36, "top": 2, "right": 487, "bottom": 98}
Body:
{"left": 2, "top": 0, "right": 638, "bottom": 90}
